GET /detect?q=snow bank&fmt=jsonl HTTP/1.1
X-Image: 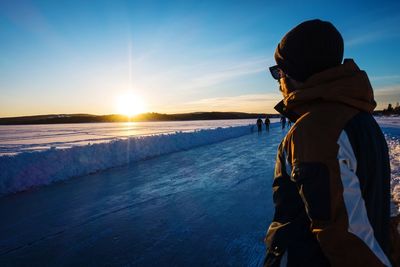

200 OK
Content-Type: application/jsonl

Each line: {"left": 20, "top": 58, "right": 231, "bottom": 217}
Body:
{"left": 387, "top": 136, "right": 400, "bottom": 216}
{"left": 375, "top": 115, "right": 400, "bottom": 128}
{"left": 0, "top": 125, "right": 254, "bottom": 196}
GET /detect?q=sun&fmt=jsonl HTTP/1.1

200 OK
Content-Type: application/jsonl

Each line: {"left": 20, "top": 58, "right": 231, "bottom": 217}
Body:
{"left": 116, "top": 92, "right": 146, "bottom": 117}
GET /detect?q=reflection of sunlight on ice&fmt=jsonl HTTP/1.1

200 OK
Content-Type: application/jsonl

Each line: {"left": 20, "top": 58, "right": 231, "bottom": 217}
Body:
{"left": 386, "top": 135, "right": 400, "bottom": 216}
{"left": 120, "top": 121, "right": 138, "bottom": 136}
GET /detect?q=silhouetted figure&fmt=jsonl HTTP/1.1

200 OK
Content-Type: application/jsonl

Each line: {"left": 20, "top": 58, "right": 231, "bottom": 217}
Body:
{"left": 280, "top": 116, "right": 286, "bottom": 130}
{"left": 264, "top": 116, "right": 270, "bottom": 132}
{"left": 256, "top": 117, "right": 263, "bottom": 132}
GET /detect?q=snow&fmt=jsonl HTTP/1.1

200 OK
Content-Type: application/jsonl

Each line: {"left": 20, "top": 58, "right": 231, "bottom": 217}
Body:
{"left": 0, "top": 119, "right": 277, "bottom": 156}
{"left": 0, "top": 117, "right": 399, "bottom": 266}
{"left": 373, "top": 116, "right": 400, "bottom": 215}
{"left": 375, "top": 115, "right": 400, "bottom": 128}
{"left": 388, "top": 136, "right": 400, "bottom": 215}
{"left": 0, "top": 123, "right": 260, "bottom": 196}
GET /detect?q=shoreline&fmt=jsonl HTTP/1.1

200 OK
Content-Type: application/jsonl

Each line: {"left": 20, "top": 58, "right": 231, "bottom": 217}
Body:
{"left": 0, "top": 112, "right": 280, "bottom": 126}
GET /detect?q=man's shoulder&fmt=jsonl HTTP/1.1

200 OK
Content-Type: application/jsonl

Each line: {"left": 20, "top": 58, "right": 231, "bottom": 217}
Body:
{"left": 284, "top": 104, "right": 360, "bottom": 161}
{"left": 343, "top": 111, "right": 378, "bottom": 130}
{"left": 342, "top": 112, "right": 385, "bottom": 148}
{"left": 291, "top": 103, "right": 359, "bottom": 136}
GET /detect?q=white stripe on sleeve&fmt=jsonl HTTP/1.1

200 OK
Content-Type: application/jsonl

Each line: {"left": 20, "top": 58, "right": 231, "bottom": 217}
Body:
{"left": 337, "top": 131, "right": 391, "bottom": 267}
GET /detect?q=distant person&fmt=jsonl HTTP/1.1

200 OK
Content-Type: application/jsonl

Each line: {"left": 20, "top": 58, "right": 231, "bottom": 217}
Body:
{"left": 287, "top": 119, "right": 292, "bottom": 128}
{"left": 264, "top": 19, "right": 400, "bottom": 266}
{"left": 264, "top": 116, "right": 270, "bottom": 132}
{"left": 279, "top": 116, "right": 286, "bottom": 130}
{"left": 256, "top": 117, "right": 263, "bottom": 132}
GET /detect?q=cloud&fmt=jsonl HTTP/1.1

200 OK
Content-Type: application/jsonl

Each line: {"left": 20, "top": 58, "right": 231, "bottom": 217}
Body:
{"left": 370, "top": 75, "right": 400, "bottom": 82}
{"left": 345, "top": 14, "right": 400, "bottom": 47}
{"left": 158, "top": 93, "right": 282, "bottom": 114}
{"left": 133, "top": 55, "right": 274, "bottom": 104}
{"left": 0, "top": 1, "right": 49, "bottom": 35}
{"left": 190, "top": 57, "right": 269, "bottom": 87}
{"left": 346, "top": 32, "right": 385, "bottom": 47}
{"left": 145, "top": 57, "right": 268, "bottom": 88}
{"left": 156, "top": 84, "right": 400, "bottom": 114}
{"left": 374, "top": 85, "right": 400, "bottom": 109}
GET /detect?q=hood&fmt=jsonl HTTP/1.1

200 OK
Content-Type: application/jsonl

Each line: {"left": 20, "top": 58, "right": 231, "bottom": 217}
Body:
{"left": 274, "top": 59, "right": 376, "bottom": 121}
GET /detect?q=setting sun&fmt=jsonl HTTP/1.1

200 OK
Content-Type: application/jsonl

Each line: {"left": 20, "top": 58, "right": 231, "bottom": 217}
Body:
{"left": 116, "top": 92, "right": 146, "bottom": 117}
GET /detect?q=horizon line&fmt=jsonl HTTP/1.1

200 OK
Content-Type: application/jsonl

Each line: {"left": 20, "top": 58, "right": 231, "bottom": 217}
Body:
{"left": 0, "top": 111, "right": 282, "bottom": 120}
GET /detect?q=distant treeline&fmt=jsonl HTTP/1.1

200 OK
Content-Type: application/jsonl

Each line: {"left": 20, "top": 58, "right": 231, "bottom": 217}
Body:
{"left": 0, "top": 112, "right": 280, "bottom": 125}
{"left": 374, "top": 103, "right": 400, "bottom": 116}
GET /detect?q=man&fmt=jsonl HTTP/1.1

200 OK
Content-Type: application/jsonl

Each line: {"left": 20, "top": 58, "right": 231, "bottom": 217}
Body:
{"left": 280, "top": 116, "right": 286, "bottom": 130}
{"left": 257, "top": 117, "right": 263, "bottom": 132}
{"left": 265, "top": 116, "right": 271, "bottom": 132}
{"left": 264, "top": 19, "right": 400, "bottom": 267}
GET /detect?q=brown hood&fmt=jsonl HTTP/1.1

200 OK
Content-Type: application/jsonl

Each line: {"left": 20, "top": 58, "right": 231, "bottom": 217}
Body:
{"left": 275, "top": 59, "right": 376, "bottom": 119}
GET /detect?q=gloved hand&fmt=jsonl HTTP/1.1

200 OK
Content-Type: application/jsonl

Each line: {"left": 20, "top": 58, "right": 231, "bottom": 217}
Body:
{"left": 263, "top": 247, "right": 284, "bottom": 267}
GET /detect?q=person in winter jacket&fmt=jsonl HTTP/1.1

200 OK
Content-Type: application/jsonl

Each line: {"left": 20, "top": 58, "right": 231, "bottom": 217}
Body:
{"left": 265, "top": 116, "right": 271, "bottom": 132}
{"left": 264, "top": 19, "right": 400, "bottom": 267}
{"left": 257, "top": 117, "right": 263, "bottom": 132}
{"left": 280, "top": 116, "right": 286, "bottom": 130}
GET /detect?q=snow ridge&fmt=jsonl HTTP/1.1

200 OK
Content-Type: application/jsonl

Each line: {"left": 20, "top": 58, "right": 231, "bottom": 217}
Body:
{"left": 387, "top": 136, "right": 400, "bottom": 216}
{"left": 0, "top": 125, "right": 254, "bottom": 196}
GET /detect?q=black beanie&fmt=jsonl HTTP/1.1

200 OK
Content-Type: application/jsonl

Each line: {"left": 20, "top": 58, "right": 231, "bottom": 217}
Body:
{"left": 274, "top": 19, "right": 344, "bottom": 82}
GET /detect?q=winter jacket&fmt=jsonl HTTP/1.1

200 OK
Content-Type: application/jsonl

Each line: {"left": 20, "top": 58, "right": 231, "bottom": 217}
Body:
{"left": 264, "top": 59, "right": 400, "bottom": 267}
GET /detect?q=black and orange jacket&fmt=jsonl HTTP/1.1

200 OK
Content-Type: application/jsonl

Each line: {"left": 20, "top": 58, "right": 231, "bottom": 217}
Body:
{"left": 264, "top": 59, "right": 400, "bottom": 267}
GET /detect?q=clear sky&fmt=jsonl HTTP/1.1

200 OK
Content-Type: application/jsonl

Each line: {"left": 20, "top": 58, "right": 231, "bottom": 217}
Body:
{"left": 1, "top": 0, "right": 400, "bottom": 117}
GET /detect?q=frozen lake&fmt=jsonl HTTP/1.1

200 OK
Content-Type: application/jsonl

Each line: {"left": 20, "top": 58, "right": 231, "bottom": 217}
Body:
{"left": 0, "top": 124, "right": 284, "bottom": 266}
{"left": 0, "top": 119, "right": 277, "bottom": 156}
{"left": 0, "top": 117, "right": 398, "bottom": 266}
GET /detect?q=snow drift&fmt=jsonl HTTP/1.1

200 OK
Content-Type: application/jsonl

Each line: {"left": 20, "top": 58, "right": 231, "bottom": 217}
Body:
{"left": 0, "top": 125, "right": 254, "bottom": 196}
{"left": 387, "top": 135, "right": 400, "bottom": 216}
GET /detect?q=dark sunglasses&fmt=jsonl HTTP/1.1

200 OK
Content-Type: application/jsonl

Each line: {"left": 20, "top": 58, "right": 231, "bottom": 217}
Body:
{"left": 269, "top": 65, "right": 286, "bottom": 80}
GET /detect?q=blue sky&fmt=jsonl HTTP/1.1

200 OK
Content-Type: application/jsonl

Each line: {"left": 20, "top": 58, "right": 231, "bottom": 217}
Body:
{"left": 1, "top": 0, "right": 400, "bottom": 117}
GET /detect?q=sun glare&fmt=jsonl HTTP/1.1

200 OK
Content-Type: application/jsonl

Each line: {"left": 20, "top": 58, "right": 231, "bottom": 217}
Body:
{"left": 116, "top": 93, "right": 146, "bottom": 117}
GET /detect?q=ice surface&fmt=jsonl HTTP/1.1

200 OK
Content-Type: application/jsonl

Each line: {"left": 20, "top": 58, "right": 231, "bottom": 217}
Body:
{"left": 0, "top": 124, "right": 258, "bottom": 196}
{"left": 0, "top": 124, "right": 283, "bottom": 266}
{"left": 375, "top": 115, "right": 400, "bottom": 128}
{"left": 0, "top": 119, "right": 277, "bottom": 156}
{"left": 0, "top": 117, "right": 399, "bottom": 266}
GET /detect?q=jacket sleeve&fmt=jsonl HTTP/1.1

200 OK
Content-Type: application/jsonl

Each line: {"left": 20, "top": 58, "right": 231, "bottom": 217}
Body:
{"left": 264, "top": 145, "right": 323, "bottom": 267}
{"left": 291, "top": 161, "right": 391, "bottom": 267}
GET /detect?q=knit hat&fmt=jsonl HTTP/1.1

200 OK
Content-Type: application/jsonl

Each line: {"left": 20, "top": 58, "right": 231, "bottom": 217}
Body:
{"left": 274, "top": 19, "right": 344, "bottom": 82}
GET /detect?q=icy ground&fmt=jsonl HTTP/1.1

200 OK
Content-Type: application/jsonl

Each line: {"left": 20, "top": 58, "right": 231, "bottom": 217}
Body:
{"left": 0, "top": 124, "right": 284, "bottom": 266}
{"left": 0, "top": 119, "right": 271, "bottom": 156}
{"left": 0, "top": 125, "right": 256, "bottom": 196}
{"left": 0, "top": 118, "right": 399, "bottom": 266}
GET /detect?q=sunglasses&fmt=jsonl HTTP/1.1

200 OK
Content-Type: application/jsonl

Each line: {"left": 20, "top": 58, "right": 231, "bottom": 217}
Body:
{"left": 269, "top": 65, "right": 286, "bottom": 80}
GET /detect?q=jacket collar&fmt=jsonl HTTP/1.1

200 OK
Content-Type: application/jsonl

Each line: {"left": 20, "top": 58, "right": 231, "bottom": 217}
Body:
{"left": 274, "top": 100, "right": 300, "bottom": 123}
{"left": 274, "top": 59, "right": 376, "bottom": 120}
